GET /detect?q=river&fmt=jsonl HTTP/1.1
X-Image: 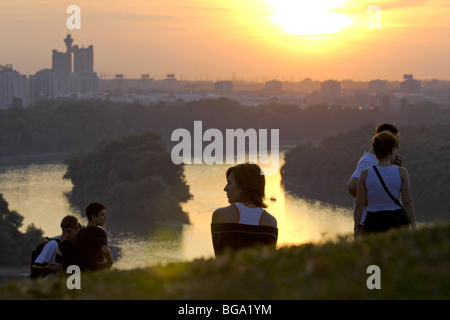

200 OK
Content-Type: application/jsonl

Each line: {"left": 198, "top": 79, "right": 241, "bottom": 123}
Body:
{"left": 0, "top": 153, "right": 353, "bottom": 270}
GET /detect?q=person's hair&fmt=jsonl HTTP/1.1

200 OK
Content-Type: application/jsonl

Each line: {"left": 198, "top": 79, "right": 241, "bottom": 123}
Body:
{"left": 376, "top": 123, "right": 399, "bottom": 135}
{"left": 372, "top": 131, "right": 399, "bottom": 160}
{"left": 60, "top": 215, "right": 80, "bottom": 229}
{"left": 226, "top": 163, "right": 267, "bottom": 208}
{"left": 85, "top": 202, "right": 107, "bottom": 221}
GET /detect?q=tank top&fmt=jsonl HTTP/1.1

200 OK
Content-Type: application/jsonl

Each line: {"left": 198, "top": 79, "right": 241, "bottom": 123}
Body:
{"left": 366, "top": 165, "right": 402, "bottom": 212}
{"left": 232, "top": 202, "right": 266, "bottom": 226}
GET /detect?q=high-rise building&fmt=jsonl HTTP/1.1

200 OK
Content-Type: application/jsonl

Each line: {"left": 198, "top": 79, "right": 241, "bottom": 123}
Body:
{"left": 0, "top": 65, "right": 29, "bottom": 110}
{"left": 37, "top": 34, "right": 98, "bottom": 101}
{"left": 263, "top": 80, "right": 283, "bottom": 93}
{"left": 401, "top": 74, "right": 421, "bottom": 94}
{"left": 73, "top": 45, "right": 94, "bottom": 72}
{"left": 52, "top": 50, "right": 72, "bottom": 75}
{"left": 214, "top": 81, "right": 233, "bottom": 96}
{"left": 52, "top": 34, "right": 73, "bottom": 75}
{"left": 368, "top": 79, "right": 387, "bottom": 93}
{"left": 0, "top": 34, "right": 99, "bottom": 108}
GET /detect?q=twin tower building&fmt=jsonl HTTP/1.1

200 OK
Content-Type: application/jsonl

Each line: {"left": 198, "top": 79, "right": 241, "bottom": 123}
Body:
{"left": 0, "top": 34, "right": 99, "bottom": 110}
{"left": 52, "top": 33, "right": 94, "bottom": 76}
{"left": 49, "top": 33, "right": 99, "bottom": 96}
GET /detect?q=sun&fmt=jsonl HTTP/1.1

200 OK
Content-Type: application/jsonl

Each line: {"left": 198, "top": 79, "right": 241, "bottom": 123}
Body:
{"left": 266, "top": 0, "right": 352, "bottom": 36}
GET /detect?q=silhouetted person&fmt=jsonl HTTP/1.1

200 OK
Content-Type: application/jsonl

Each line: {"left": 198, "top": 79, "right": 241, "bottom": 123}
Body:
{"left": 347, "top": 123, "right": 402, "bottom": 232}
{"left": 55, "top": 215, "right": 81, "bottom": 275}
{"left": 31, "top": 215, "right": 80, "bottom": 280}
{"left": 354, "top": 131, "right": 416, "bottom": 235}
{"left": 211, "top": 163, "right": 278, "bottom": 255}
{"left": 75, "top": 202, "right": 113, "bottom": 272}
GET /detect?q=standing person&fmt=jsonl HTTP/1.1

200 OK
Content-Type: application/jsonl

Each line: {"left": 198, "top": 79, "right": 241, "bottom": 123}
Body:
{"left": 347, "top": 123, "right": 401, "bottom": 232}
{"left": 75, "top": 202, "right": 113, "bottom": 272}
{"left": 55, "top": 215, "right": 81, "bottom": 275}
{"left": 211, "top": 163, "right": 278, "bottom": 255}
{"left": 354, "top": 131, "right": 416, "bottom": 235}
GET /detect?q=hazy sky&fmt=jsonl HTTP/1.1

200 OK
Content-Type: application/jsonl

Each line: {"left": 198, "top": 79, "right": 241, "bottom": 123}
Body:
{"left": 1, "top": 0, "right": 449, "bottom": 81}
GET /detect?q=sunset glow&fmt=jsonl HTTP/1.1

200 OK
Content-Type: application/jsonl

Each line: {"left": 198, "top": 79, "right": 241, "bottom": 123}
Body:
{"left": 267, "top": 0, "right": 352, "bottom": 36}
{"left": 1, "top": 0, "right": 450, "bottom": 81}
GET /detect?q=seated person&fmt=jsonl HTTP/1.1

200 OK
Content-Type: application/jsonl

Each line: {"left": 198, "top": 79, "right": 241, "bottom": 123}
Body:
{"left": 31, "top": 215, "right": 79, "bottom": 279}
{"left": 75, "top": 202, "right": 113, "bottom": 272}
{"left": 211, "top": 163, "right": 278, "bottom": 255}
{"left": 56, "top": 215, "right": 81, "bottom": 274}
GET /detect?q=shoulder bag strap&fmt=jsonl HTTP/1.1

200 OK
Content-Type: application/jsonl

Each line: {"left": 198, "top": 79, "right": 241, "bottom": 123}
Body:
{"left": 372, "top": 166, "right": 403, "bottom": 209}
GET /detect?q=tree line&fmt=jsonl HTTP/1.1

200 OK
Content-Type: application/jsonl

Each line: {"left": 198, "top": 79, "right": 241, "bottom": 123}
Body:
{"left": 1, "top": 98, "right": 450, "bottom": 159}
{"left": 0, "top": 194, "right": 43, "bottom": 266}
{"left": 63, "top": 132, "right": 192, "bottom": 233}
{"left": 281, "top": 124, "right": 450, "bottom": 223}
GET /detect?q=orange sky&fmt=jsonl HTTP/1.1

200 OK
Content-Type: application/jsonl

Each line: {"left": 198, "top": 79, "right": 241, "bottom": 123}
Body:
{"left": 1, "top": 0, "right": 449, "bottom": 81}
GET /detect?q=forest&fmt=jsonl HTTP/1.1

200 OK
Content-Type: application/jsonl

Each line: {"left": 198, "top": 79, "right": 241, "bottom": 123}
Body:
{"left": 0, "top": 193, "right": 43, "bottom": 266}
{"left": 63, "top": 132, "right": 192, "bottom": 233}
{"left": 0, "top": 98, "right": 449, "bottom": 159}
{"left": 0, "top": 98, "right": 449, "bottom": 264}
{"left": 281, "top": 124, "right": 450, "bottom": 223}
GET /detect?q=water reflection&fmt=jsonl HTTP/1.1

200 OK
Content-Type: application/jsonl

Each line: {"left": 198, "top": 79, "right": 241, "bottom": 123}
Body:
{"left": 112, "top": 226, "right": 184, "bottom": 270}
{"left": 0, "top": 163, "right": 81, "bottom": 236}
{"left": 0, "top": 156, "right": 354, "bottom": 270}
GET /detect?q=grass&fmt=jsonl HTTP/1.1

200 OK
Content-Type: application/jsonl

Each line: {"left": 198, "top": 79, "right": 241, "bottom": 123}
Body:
{"left": 1, "top": 223, "right": 449, "bottom": 300}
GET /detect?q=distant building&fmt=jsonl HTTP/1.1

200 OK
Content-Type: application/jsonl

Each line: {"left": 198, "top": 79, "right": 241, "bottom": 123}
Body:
{"left": 162, "top": 74, "right": 177, "bottom": 92}
{"left": 30, "top": 34, "right": 100, "bottom": 103}
{"left": 368, "top": 79, "right": 387, "bottom": 93}
{"left": 214, "top": 80, "right": 233, "bottom": 96}
{"left": 30, "top": 69, "right": 58, "bottom": 98}
{"left": 320, "top": 80, "right": 341, "bottom": 105}
{"left": 0, "top": 65, "right": 29, "bottom": 109}
{"left": 73, "top": 45, "right": 94, "bottom": 72}
{"left": 52, "top": 50, "right": 72, "bottom": 75}
{"left": 403, "top": 74, "right": 413, "bottom": 80}
{"left": 263, "top": 80, "right": 283, "bottom": 93}
{"left": 321, "top": 80, "right": 341, "bottom": 97}
{"left": 52, "top": 33, "right": 73, "bottom": 75}
{"left": 401, "top": 74, "right": 421, "bottom": 94}
{"left": 70, "top": 70, "right": 99, "bottom": 94}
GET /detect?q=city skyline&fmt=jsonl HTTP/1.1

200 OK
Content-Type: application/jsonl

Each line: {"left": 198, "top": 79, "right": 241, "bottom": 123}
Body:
{"left": 1, "top": 0, "right": 450, "bottom": 81}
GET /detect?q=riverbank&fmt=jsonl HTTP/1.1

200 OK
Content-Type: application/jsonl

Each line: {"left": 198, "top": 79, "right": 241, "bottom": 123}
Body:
{"left": 0, "top": 152, "right": 70, "bottom": 167}
{"left": 0, "top": 266, "right": 29, "bottom": 285}
{"left": 1, "top": 223, "right": 449, "bottom": 299}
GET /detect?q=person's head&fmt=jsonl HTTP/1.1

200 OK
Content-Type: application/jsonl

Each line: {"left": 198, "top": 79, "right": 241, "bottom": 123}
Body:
{"left": 376, "top": 123, "right": 399, "bottom": 135}
{"left": 85, "top": 202, "right": 107, "bottom": 226}
{"left": 60, "top": 215, "right": 81, "bottom": 242}
{"left": 372, "top": 131, "right": 399, "bottom": 160}
{"left": 224, "top": 163, "right": 267, "bottom": 208}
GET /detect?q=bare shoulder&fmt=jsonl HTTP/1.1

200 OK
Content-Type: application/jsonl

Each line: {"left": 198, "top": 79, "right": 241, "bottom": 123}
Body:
{"left": 398, "top": 166, "right": 409, "bottom": 179}
{"left": 212, "top": 205, "right": 238, "bottom": 224}
{"left": 357, "top": 167, "right": 370, "bottom": 182}
{"left": 261, "top": 210, "right": 278, "bottom": 228}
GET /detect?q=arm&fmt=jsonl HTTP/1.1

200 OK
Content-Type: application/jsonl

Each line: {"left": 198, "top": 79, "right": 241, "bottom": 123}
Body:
{"left": 348, "top": 152, "right": 375, "bottom": 198}
{"left": 399, "top": 167, "right": 416, "bottom": 229}
{"left": 33, "top": 240, "right": 59, "bottom": 275}
{"left": 347, "top": 177, "right": 358, "bottom": 198}
{"left": 353, "top": 169, "right": 368, "bottom": 230}
{"left": 102, "top": 245, "right": 113, "bottom": 269}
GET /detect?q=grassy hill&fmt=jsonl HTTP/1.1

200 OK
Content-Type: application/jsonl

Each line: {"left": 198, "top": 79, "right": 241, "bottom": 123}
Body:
{"left": 1, "top": 223, "right": 449, "bottom": 300}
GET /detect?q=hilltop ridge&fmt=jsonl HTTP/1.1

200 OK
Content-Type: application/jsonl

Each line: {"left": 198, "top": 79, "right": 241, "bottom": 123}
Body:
{"left": 1, "top": 223, "right": 449, "bottom": 299}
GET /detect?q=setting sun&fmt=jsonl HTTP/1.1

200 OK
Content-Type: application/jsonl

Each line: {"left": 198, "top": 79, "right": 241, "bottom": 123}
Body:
{"left": 266, "top": 0, "right": 352, "bottom": 36}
